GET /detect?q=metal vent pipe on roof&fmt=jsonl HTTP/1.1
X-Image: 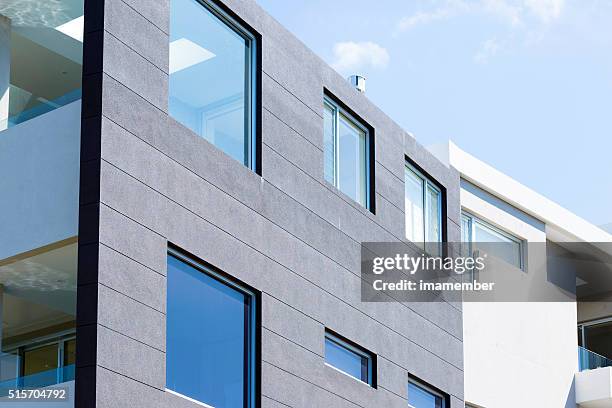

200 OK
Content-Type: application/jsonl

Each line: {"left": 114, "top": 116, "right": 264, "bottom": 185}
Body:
{"left": 348, "top": 75, "right": 366, "bottom": 93}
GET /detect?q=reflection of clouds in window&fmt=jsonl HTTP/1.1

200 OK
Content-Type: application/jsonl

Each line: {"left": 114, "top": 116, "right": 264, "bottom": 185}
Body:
{"left": 0, "top": 244, "right": 77, "bottom": 292}
{"left": 0, "top": 0, "right": 82, "bottom": 28}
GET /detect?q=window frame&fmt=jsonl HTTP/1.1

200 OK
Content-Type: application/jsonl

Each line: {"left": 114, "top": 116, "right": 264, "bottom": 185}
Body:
{"left": 323, "top": 330, "right": 376, "bottom": 387}
{"left": 407, "top": 378, "right": 448, "bottom": 408}
{"left": 578, "top": 316, "right": 612, "bottom": 351}
{"left": 323, "top": 95, "right": 373, "bottom": 211}
{"left": 404, "top": 161, "right": 444, "bottom": 249}
{"left": 461, "top": 210, "right": 525, "bottom": 271}
{"left": 171, "top": 0, "right": 261, "bottom": 172}
{"left": 166, "top": 247, "right": 259, "bottom": 408}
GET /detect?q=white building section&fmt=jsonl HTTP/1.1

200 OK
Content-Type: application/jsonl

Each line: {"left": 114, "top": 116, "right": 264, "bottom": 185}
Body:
{"left": 430, "top": 141, "right": 612, "bottom": 408}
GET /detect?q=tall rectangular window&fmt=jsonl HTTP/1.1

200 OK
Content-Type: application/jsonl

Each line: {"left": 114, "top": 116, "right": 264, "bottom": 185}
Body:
{"left": 323, "top": 97, "right": 371, "bottom": 209}
{"left": 405, "top": 163, "right": 443, "bottom": 250}
{"left": 408, "top": 380, "right": 446, "bottom": 408}
{"left": 169, "top": 0, "right": 257, "bottom": 168}
{"left": 324, "top": 331, "right": 374, "bottom": 386}
{"left": 461, "top": 212, "right": 524, "bottom": 270}
{"left": 166, "top": 251, "right": 257, "bottom": 408}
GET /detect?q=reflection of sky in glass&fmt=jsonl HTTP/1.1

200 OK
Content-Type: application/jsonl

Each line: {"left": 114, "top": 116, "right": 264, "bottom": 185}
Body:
{"left": 426, "top": 185, "right": 440, "bottom": 242}
{"left": 338, "top": 113, "right": 366, "bottom": 206}
{"left": 323, "top": 103, "right": 335, "bottom": 184}
{"left": 325, "top": 337, "right": 366, "bottom": 381}
{"left": 169, "top": 0, "right": 250, "bottom": 165}
{"left": 408, "top": 382, "right": 443, "bottom": 408}
{"left": 405, "top": 167, "right": 424, "bottom": 244}
{"left": 0, "top": 0, "right": 82, "bottom": 27}
{"left": 474, "top": 222, "right": 522, "bottom": 268}
{"left": 167, "top": 256, "right": 250, "bottom": 408}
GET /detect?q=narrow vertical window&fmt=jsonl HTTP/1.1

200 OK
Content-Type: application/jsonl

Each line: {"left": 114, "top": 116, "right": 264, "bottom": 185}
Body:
{"left": 166, "top": 251, "right": 257, "bottom": 408}
{"left": 323, "top": 97, "right": 371, "bottom": 209}
{"left": 169, "top": 0, "right": 258, "bottom": 169}
{"left": 405, "top": 163, "right": 443, "bottom": 251}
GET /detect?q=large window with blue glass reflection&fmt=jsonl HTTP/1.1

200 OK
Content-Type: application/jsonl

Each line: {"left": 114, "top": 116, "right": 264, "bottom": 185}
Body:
{"left": 169, "top": 0, "right": 257, "bottom": 168}
{"left": 166, "top": 252, "right": 256, "bottom": 408}
{"left": 408, "top": 380, "right": 446, "bottom": 408}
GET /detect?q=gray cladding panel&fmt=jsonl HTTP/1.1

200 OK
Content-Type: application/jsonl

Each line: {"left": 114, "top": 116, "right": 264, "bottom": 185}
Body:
{"left": 86, "top": 0, "right": 464, "bottom": 406}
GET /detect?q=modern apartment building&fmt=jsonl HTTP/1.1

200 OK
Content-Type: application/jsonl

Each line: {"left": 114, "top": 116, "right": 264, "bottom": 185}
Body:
{"left": 431, "top": 142, "right": 612, "bottom": 408}
{"left": 0, "top": 0, "right": 464, "bottom": 407}
{"left": 1, "top": 0, "right": 611, "bottom": 407}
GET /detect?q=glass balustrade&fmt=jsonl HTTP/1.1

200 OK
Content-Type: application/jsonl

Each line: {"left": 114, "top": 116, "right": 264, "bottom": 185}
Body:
{"left": 578, "top": 346, "right": 612, "bottom": 371}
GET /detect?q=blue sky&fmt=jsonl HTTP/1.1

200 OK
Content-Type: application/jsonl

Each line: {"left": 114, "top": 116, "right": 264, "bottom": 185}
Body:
{"left": 256, "top": 0, "right": 612, "bottom": 228}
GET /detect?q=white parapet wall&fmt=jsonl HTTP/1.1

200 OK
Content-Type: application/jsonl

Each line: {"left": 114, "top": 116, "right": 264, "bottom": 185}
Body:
{"left": 0, "top": 101, "right": 81, "bottom": 261}
{"left": 576, "top": 367, "right": 612, "bottom": 408}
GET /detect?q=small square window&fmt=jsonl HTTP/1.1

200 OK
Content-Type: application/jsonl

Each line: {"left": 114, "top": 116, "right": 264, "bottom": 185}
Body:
{"left": 461, "top": 211, "right": 524, "bottom": 270}
{"left": 323, "top": 96, "right": 372, "bottom": 210}
{"left": 324, "top": 331, "right": 375, "bottom": 386}
{"left": 408, "top": 379, "right": 447, "bottom": 408}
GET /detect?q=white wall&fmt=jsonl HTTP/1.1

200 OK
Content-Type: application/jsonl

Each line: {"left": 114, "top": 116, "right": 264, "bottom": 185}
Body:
{"left": 462, "top": 182, "right": 578, "bottom": 408}
{"left": 0, "top": 101, "right": 80, "bottom": 260}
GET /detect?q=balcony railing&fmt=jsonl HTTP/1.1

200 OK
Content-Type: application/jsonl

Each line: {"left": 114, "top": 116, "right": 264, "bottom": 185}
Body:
{"left": 0, "top": 352, "right": 74, "bottom": 396}
{"left": 0, "top": 365, "right": 75, "bottom": 397}
{"left": 579, "top": 346, "right": 612, "bottom": 371}
{"left": 2, "top": 85, "right": 82, "bottom": 129}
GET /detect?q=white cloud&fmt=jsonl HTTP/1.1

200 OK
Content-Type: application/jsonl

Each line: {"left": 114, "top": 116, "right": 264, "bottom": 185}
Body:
{"left": 330, "top": 41, "right": 390, "bottom": 73}
{"left": 474, "top": 38, "right": 501, "bottom": 63}
{"left": 524, "top": 0, "right": 564, "bottom": 22}
{"left": 396, "top": 0, "right": 471, "bottom": 31}
{"left": 396, "top": 0, "right": 565, "bottom": 32}
{"left": 482, "top": 0, "right": 523, "bottom": 26}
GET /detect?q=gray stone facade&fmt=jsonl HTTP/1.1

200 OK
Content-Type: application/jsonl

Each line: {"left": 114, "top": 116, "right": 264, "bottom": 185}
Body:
{"left": 76, "top": 0, "right": 464, "bottom": 407}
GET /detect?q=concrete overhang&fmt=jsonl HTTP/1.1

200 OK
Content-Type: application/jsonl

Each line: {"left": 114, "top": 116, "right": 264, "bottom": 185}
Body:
{"left": 428, "top": 140, "right": 612, "bottom": 245}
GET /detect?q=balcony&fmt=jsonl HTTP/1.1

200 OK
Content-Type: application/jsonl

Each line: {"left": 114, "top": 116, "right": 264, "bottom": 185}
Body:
{"left": 576, "top": 347, "right": 612, "bottom": 407}
{"left": 0, "top": 3, "right": 82, "bottom": 407}
{"left": 0, "top": 352, "right": 75, "bottom": 390}
{"left": 0, "top": 370, "right": 75, "bottom": 406}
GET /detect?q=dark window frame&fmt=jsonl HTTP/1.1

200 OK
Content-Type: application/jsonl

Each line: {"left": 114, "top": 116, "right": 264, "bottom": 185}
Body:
{"left": 408, "top": 375, "right": 450, "bottom": 408}
{"left": 172, "top": 0, "right": 263, "bottom": 174}
{"left": 167, "top": 245, "right": 261, "bottom": 408}
{"left": 323, "top": 89, "right": 376, "bottom": 213}
{"left": 405, "top": 156, "right": 448, "bottom": 245}
{"left": 324, "top": 328, "right": 377, "bottom": 387}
